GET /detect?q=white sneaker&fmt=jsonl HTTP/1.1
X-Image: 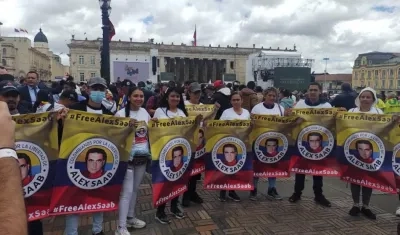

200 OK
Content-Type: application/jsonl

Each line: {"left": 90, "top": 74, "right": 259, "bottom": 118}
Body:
{"left": 396, "top": 207, "right": 400, "bottom": 217}
{"left": 127, "top": 218, "right": 146, "bottom": 229}
{"left": 115, "top": 227, "right": 130, "bottom": 235}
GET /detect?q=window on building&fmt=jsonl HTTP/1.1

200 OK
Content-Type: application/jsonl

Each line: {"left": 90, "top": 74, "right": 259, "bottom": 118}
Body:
{"left": 390, "top": 69, "right": 394, "bottom": 78}
{"left": 390, "top": 80, "right": 394, "bottom": 87}
{"left": 375, "top": 70, "right": 379, "bottom": 77}
{"left": 381, "top": 80, "right": 385, "bottom": 88}
{"left": 230, "top": 61, "right": 235, "bottom": 70}
{"left": 90, "top": 56, "right": 95, "bottom": 65}
{"left": 382, "top": 70, "right": 386, "bottom": 79}
{"left": 1, "top": 59, "right": 6, "bottom": 66}
{"left": 397, "top": 79, "right": 400, "bottom": 89}
{"left": 374, "top": 80, "right": 378, "bottom": 88}
{"left": 367, "top": 71, "right": 371, "bottom": 79}
{"left": 2, "top": 48, "right": 6, "bottom": 56}
{"left": 79, "top": 55, "right": 84, "bottom": 65}
{"left": 90, "top": 72, "right": 96, "bottom": 78}
{"left": 361, "top": 71, "right": 364, "bottom": 79}
{"left": 79, "top": 72, "right": 85, "bottom": 82}
{"left": 157, "top": 59, "right": 160, "bottom": 67}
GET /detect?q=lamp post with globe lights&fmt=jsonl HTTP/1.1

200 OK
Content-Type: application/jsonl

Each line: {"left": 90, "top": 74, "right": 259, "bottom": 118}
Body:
{"left": 99, "top": 0, "right": 111, "bottom": 84}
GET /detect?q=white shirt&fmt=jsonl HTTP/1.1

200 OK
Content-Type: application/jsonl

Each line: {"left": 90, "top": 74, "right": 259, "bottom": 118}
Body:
{"left": 220, "top": 107, "right": 250, "bottom": 120}
{"left": 348, "top": 107, "right": 383, "bottom": 114}
{"left": 185, "top": 100, "right": 203, "bottom": 105}
{"left": 115, "top": 107, "right": 151, "bottom": 122}
{"left": 87, "top": 106, "right": 103, "bottom": 114}
{"left": 294, "top": 99, "right": 332, "bottom": 109}
{"left": 154, "top": 107, "right": 186, "bottom": 119}
{"left": 35, "top": 103, "right": 52, "bottom": 113}
{"left": 251, "top": 103, "right": 284, "bottom": 116}
{"left": 54, "top": 103, "right": 65, "bottom": 112}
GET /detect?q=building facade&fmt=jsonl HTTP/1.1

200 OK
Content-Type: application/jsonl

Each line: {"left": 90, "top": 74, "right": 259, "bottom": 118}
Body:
{"left": 68, "top": 38, "right": 294, "bottom": 84}
{"left": 314, "top": 73, "right": 352, "bottom": 94}
{"left": 0, "top": 28, "right": 65, "bottom": 80}
{"left": 352, "top": 52, "right": 400, "bottom": 92}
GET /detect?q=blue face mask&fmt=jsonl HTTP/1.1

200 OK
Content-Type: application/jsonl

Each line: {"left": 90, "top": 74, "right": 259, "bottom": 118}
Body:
{"left": 90, "top": 91, "right": 106, "bottom": 103}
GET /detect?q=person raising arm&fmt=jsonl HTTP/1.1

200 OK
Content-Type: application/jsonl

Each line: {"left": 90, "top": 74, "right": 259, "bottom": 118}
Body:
{"left": 0, "top": 101, "right": 27, "bottom": 235}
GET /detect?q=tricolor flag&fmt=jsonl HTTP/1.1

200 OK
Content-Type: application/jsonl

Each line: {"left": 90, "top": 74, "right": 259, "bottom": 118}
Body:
{"left": 109, "top": 19, "right": 115, "bottom": 41}
{"left": 14, "top": 28, "right": 20, "bottom": 33}
{"left": 192, "top": 25, "right": 197, "bottom": 47}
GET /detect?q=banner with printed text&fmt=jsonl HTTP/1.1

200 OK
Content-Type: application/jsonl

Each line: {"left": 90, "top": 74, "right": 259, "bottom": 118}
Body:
{"left": 50, "top": 110, "right": 134, "bottom": 215}
{"left": 290, "top": 108, "right": 339, "bottom": 176}
{"left": 186, "top": 104, "right": 216, "bottom": 176}
{"left": 336, "top": 113, "right": 396, "bottom": 193}
{"left": 203, "top": 120, "right": 253, "bottom": 190}
{"left": 391, "top": 124, "right": 400, "bottom": 192}
{"left": 149, "top": 118, "right": 197, "bottom": 206}
{"left": 250, "top": 115, "right": 297, "bottom": 178}
{"left": 14, "top": 113, "right": 58, "bottom": 221}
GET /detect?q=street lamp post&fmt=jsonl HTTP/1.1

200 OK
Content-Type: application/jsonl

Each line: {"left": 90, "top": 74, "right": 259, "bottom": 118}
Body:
{"left": 99, "top": 0, "right": 111, "bottom": 84}
{"left": 323, "top": 57, "right": 329, "bottom": 91}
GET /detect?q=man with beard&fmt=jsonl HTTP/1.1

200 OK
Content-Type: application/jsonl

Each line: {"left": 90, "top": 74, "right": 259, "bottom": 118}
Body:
{"left": 0, "top": 80, "right": 23, "bottom": 115}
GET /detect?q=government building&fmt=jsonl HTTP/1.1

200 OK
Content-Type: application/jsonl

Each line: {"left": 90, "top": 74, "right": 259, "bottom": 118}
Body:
{"left": 352, "top": 51, "right": 400, "bottom": 92}
{"left": 68, "top": 37, "right": 297, "bottom": 84}
{"left": 0, "top": 28, "right": 68, "bottom": 81}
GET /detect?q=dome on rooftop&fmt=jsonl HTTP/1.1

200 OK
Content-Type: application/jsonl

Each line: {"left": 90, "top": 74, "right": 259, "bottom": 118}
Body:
{"left": 34, "top": 28, "right": 48, "bottom": 43}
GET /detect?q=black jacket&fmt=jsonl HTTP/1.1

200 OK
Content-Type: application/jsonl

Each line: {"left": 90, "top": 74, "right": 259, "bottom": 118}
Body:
{"left": 212, "top": 88, "right": 232, "bottom": 120}
{"left": 330, "top": 91, "right": 357, "bottom": 111}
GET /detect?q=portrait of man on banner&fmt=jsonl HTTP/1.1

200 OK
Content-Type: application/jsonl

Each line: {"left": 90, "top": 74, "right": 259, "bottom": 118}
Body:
{"left": 306, "top": 132, "right": 323, "bottom": 153}
{"left": 264, "top": 138, "right": 280, "bottom": 157}
{"left": 82, "top": 147, "right": 107, "bottom": 179}
{"left": 18, "top": 153, "right": 34, "bottom": 187}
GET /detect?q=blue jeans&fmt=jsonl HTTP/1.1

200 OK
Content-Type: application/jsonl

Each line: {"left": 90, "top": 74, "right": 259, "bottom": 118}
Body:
{"left": 65, "top": 212, "right": 103, "bottom": 235}
{"left": 253, "top": 177, "right": 276, "bottom": 189}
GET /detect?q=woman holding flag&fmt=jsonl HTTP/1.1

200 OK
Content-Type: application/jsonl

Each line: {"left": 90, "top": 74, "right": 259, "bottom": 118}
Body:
{"left": 218, "top": 91, "right": 251, "bottom": 202}
{"left": 250, "top": 87, "right": 285, "bottom": 201}
{"left": 114, "top": 87, "right": 150, "bottom": 235}
{"left": 347, "top": 87, "right": 383, "bottom": 220}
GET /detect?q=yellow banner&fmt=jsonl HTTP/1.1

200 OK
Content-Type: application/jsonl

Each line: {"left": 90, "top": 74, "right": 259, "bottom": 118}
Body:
{"left": 13, "top": 112, "right": 58, "bottom": 197}
{"left": 249, "top": 115, "right": 298, "bottom": 177}
{"left": 336, "top": 112, "right": 396, "bottom": 193}
{"left": 148, "top": 117, "right": 197, "bottom": 206}
{"left": 290, "top": 108, "right": 338, "bottom": 176}
{"left": 186, "top": 104, "right": 216, "bottom": 119}
{"left": 58, "top": 110, "right": 134, "bottom": 189}
{"left": 13, "top": 112, "right": 58, "bottom": 221}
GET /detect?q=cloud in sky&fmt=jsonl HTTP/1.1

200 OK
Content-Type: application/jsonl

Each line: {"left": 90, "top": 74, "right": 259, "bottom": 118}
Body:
{"left": 2, "top": 0, "right": 400, "bottom": 74}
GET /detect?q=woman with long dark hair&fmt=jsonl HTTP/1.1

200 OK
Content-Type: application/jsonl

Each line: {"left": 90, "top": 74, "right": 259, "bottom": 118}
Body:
{"left": 114, "top": 87, "right": 150, "bottom": 235}
{"left": 153, "top": 87, "right": 188, "bottom": 224}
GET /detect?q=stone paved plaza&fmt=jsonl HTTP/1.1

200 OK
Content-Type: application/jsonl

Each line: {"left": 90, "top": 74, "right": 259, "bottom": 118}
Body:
{"left": 43, "top": 176, "right": 400, "bottom": 235}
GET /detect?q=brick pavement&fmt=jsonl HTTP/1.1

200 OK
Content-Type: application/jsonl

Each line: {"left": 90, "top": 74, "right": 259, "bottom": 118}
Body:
{"left": 43, "top": 176, "right": 399, "bottom": 235}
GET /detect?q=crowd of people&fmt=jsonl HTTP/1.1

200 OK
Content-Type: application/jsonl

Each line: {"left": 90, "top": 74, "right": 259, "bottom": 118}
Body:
{"left": 1, "top": 67, "right": 400, "bottom": 235}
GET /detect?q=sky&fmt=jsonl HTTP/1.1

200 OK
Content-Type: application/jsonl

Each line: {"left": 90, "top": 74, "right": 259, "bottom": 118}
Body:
{"left": 1, "top": 0, "right": 400, "bottom": 74}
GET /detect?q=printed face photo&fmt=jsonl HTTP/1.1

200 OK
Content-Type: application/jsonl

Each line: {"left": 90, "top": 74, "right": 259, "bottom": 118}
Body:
{"left": 265, "top": 139, "right": 278, "bottom": 155}
{"left": 139, "top": 128, "right": 145, "bottom": 135}
{"left": 356, "top": 140, "right": 373, "bottom": 160}
{"left": 85, "top": 148, "right": 107, "bottom": 177}
{"left": 223, "top": 144, "right": 237, "bottom": 163}
{"left": 198, "top": 130, "right": 204, "bottom": 146}
{"left": 307, "top": 133, "right": 322, "bottom": 151}
{"left": 172, "top": 147, "right": 183, "bottom": 168}
{"left": 18, "top": 155, "right": 30, "bottom": 180}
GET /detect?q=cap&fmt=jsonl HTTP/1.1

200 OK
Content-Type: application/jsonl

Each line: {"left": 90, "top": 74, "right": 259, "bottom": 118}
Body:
{"left": 0, "top": 80, "right": 19, "bottom": 95}
{"left": 213, "top": 80, "right": 224, "bottom": 88}
{"left": 0, "top": 74, "right": 15, "bottom": 82}
{"left": 189, "top": 82, "right": 201, "bottom": 93}
{"left": 60, "top": 90, "right": 78, "bottom": 102}
{"left": 121, "top": 79, "right": 133, "bottom": 87}
{"left": 87, "top": 77, "right": 107, "bottom": 88}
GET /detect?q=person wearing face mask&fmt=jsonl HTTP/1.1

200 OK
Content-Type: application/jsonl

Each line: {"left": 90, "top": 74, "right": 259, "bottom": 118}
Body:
{"left": 347, "top": 87, "right": 383, "bottom": 220}
{"left": 65, "top": 77, "right": 113, "bottom": 235}
{"left": 218, "top": 92, "right": 250, "bottom": 202}
{"left": 286, "top": 82, "right": 332, "bottom": 208}
{"left": 250, "top": 87, "right": 285, "bottom": 201}
{"left": 114, "top": 87, "right": 150, "bottom": 235}
{"left": 152, "top": 87, "right": 191, "bottom": 224}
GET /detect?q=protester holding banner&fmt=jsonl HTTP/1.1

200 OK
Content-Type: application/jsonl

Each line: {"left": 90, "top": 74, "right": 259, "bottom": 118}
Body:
{"left": 218, "top": 92, "right": 250, "bottom": 202}
{"left": 182, "top": 82, "right": 204, "bottom": 207}
{"left": 250, "top": 87, "right": 285, "bottom": 201}
{"left": 343, "top": 87, "right": 385, "bottom": 220}
{"left": 153, "top": 87, "right": 189, "bottom": 224}
{"left": 287, "top": 82, "right": 332, "bottom": 207}
{"left": 63, "top": 77, "right": 114, "bottom": 235}
{"left": 114, "top": 87, "right": 149, "bottom": 235}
